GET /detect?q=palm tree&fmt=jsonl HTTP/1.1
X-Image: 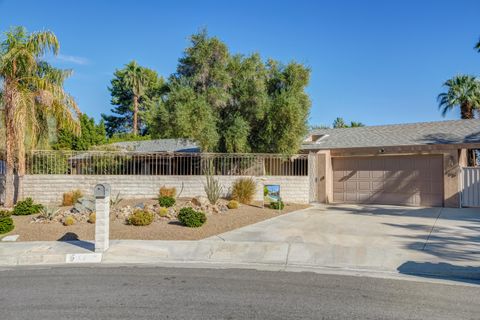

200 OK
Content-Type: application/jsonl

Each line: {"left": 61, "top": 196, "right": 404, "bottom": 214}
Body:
{"left": 332, "top": 117, "right": 347, "bottom": 128}
{"left": 475, "top": 38, "right": 480, "bottom": 52}
{"left": 438, "top": 75, "right": 480, "bottom": 119}
{"left": 123, "top": 61, "right": 147, "bottom": 135}
{"left": 0, "top": 26, "right": 80, "bottom": 206}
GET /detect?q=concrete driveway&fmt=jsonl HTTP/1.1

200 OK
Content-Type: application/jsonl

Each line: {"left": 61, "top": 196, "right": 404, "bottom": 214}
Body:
{"left": 210, "top": 205, "right": 480, "bottom": 277}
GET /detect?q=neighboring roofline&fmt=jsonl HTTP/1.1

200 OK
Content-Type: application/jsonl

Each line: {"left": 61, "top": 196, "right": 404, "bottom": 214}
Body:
{"left": 308, "top": 118, "right": 480, "bottom": 134}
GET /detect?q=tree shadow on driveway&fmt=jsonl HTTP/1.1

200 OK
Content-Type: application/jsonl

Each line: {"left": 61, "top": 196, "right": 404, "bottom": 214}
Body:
{"left": 397, "top": 261, "right": 480, "bottom": 285}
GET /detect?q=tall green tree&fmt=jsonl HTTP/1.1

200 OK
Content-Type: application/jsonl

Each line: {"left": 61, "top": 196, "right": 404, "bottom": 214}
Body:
{"left": 0, "top": 26, "right": 80, "bottom": 206}
{"left": 102, "top": 61, "right": 164, "bottom": 136}
{"left": 150, "top": 30, "right": 311, "bottom": 154}
{"left": 255, "top": 61, "right": 311, "bottom": 154}
{"left": 53, "top": 114, "right": 106, "bottom": 150}
{"left": 438, "top": 75, "right": 480, "bottom": 119}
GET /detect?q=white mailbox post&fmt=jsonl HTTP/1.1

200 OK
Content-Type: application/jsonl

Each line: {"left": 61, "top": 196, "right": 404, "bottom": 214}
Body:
{"left": 94, "top": 183, "right": 111, "bottom": 253}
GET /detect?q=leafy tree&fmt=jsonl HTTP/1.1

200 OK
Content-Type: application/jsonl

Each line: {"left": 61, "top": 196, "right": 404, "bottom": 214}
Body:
{"left": 254, "top": 61, "right": 311, "bottom": 154}
{"left": 53, "top": 114, "right": 106, "bottom": 150}
{"left": 152, "top": 81, "right": 219, "bottom": 151}
{"left": 0, "top": 26, "right": 80, "bottom": 206}
{"left": 438, "top": 75, "right": 480, "bottom": 119}
{"left": 150, "top": 30, "right": 311, "bottom": 154}
{"left": 102, "top": 61, "right": 164, "bottom": 136}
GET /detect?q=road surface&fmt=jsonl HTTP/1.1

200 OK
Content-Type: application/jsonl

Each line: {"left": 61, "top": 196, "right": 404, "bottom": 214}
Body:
{"left": 0, "top": 266, "right": 478, "bottom": 319}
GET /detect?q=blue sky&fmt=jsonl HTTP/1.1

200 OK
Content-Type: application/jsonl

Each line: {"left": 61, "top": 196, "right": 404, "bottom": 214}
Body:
{"left": 1, "top": 0, "right": 479, "bottom": 127}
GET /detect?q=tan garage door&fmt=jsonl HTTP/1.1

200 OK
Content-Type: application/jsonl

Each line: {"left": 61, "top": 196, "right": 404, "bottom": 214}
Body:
{"left": 332, "top": 155, "right": 443, "bottom": 206}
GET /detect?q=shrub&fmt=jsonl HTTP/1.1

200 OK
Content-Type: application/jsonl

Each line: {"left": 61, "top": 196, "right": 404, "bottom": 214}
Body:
{"left": 128, "top": 210, "right": 154, "bottom": 226}
{"left": 0, "top": 210, "right": 12, "bottom": 217}
{"left": 63, "top": 215, "right": 75, "bottom": 226}
{"left": 177, "top": 207, "right": 206, "bottom": 228}
{"left": 227, "top": 200, "right": 239, "bottom": 209}
{"left": 158, "top": 196, "right": 176, "bottom": 208}
{"left": 13, "top": 198, "right": 43, "bottom": 216}
{"left": 110, "top": 192, "right": 123, "bottom": 207}
{"left": 231, "top": 178, "right": 257, "bottom": 204}
{"left": 63, "top": 189, "right": 83, "bottom": 206}
{"left": 270, "top": 201, "right": 285, "bottom": 210}
{"left": 88, "top": 212, "right": 96, "bottom": 224}
{"left": 0, "top": 216, "right": 14, "bottom": 234}
{"left": 158, "top": 207, "right": 169, "bottom": 217}
{"left": 159, "top": 186, "right": 176, "bottom": 198}
{"left": 204, "top": 174, "right": 223, "bottom": 205}
{"left": 39, "top": 206, "right": 60, "bottom": 221}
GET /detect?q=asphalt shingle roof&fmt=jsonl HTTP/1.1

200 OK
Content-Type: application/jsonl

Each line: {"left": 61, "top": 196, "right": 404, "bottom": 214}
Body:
{"left": 109, "top": 139, "right": 200, "bottom": 152}
{"left": 302, "top": 119, "right": 480, "bottom": 150}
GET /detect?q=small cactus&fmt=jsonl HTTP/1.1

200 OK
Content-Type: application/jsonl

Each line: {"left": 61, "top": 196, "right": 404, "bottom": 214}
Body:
{"left": 88, "top": 212, "right": 96, "bottom": 224}
{"left": 158, "top": 207, "right": 169, "bottom": 217}
{"left": 227, "top": 200, "right": 239, "bottom": 209}
{"left": 63, "top": 215, "right": 75, "bottom": 226}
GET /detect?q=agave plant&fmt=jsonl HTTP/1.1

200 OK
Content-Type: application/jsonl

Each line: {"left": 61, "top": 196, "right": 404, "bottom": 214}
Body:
{"left": 110, "top": 192, "right": 123, "bottom": 208}
{"left": 39, "top": 206, "right": 61, "bottom": 221}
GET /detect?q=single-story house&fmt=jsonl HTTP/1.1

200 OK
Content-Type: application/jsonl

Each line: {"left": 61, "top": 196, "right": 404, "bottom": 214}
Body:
{"left": 301, "top": 119, "right": 480, "bottom": 208}
{"left": 108, "top": 139, "right": 200, "bottom": 153}
{"left": 69, "top": 139, "right": 200, "bottom": 175}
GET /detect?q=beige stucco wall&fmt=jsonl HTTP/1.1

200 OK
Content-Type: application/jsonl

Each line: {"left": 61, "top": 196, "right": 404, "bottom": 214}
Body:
{"left": 443, "top": 150, "right": 461, "bottom": 207}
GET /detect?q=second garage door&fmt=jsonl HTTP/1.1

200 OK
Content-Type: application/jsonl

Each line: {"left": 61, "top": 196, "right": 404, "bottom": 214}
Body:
{"left": 332, "top": 155, "right": 443, "bottom": 206}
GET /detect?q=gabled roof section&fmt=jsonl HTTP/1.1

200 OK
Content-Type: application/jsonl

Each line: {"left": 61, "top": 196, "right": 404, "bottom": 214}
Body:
{"left": 109, "top": 139, "right": 200, "bottom": 152}
{"left": 302, "top": 119, "right": 480, "bottom": 150}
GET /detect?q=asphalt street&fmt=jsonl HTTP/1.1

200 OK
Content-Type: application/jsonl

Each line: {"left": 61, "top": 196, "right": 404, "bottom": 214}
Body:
{"left": 0, "top": 266, "right": 479, "bottom": 319}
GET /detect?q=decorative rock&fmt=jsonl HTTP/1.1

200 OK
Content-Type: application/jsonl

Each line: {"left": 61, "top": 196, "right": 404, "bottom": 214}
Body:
{"left": 74, "top": 196, "right": 95, "bottom": 213}
{"left": 191, "top": 196, "right": 210, "bottom": 208}
{"left": 134, "top": 202, "right": 145, "bottom": 210}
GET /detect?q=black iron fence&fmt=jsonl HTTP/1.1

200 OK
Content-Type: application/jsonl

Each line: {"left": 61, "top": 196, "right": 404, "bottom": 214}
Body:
{"left": 24, "top": 151, "right": 308, "bottom": 176}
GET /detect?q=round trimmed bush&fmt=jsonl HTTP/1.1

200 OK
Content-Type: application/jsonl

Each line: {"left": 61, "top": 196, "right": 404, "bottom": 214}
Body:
{"left": 158, "top": 196, "right": 176, "bottom": 208}
{"left": 177, "top": 207, "right": 206, "bottom": 228}
{"left": 128, "top": 210, "right": 154, "bottom": 226}
{"left": 13, "top": 198, "right": 43, "bottom": 216}
{"left": 270, "top": 201, "right": 285, "bottom": 210}
{"left": 0, "top": 216, "right": 14, "bottom": 234}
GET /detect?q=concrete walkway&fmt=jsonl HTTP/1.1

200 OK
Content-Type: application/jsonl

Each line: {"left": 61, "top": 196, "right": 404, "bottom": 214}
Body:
{"left": 0, "top": 204, "right": 479, "bottom": 282}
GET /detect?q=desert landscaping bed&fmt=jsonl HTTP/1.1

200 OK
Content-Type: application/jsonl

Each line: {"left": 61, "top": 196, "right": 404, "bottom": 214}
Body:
{"left": 4, "top": 198, "right": 308, "bottom": 242}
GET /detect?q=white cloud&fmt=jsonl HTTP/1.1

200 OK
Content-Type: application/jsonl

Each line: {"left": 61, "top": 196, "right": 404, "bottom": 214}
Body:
{"left": 56, "top": 54, "right": 90, "bottom": 65}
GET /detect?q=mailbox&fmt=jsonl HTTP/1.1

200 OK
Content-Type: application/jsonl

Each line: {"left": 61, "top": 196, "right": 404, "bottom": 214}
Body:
{"left": 94, "top": 183, "right": 111, "bottom": 199}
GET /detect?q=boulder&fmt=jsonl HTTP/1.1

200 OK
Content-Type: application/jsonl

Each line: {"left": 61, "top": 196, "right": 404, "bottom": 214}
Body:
{"left": 191, "top": 196, "right": 210, "bottom": 208}
{"left": 73, "top": 196, "right": 95, "bottom": 213}
{"left": 134, "top": 202, "right": 145, "bottom": 210}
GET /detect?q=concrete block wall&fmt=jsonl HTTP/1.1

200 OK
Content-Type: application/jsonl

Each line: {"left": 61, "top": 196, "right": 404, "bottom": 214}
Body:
{"left": 21, "top": 174, "right": 310, "bottom": 205}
